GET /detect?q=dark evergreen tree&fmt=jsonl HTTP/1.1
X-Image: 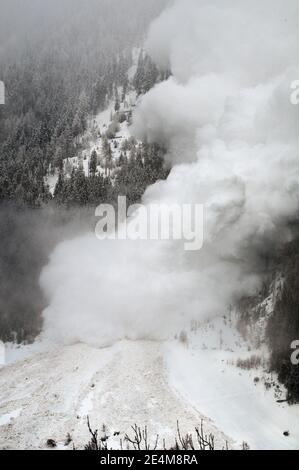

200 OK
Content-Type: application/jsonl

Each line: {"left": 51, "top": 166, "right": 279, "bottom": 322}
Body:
{"left": 89, "top": 150, "right": 98, "bottom": 176}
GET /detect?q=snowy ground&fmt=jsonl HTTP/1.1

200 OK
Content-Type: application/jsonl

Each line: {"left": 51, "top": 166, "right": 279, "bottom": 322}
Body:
{"left": 1, "top": 320, "right": 298, "bottom": 450}
{"left": 45, "top": 46, "right": 141, "bottom": 196}
{"left": 1, "top": 291, "right": 298, "bottom": 450}
{"left": 44, "top": 90, "right": 138, "bottom": 196}
{"left": 165, "top": 318, "right": 299, "bottom": 450}
{"left": 82, "top": 88, "right": 138, "bottom": 174}
{"left": 0, "top": 340, "right": 230, "bottom": 450}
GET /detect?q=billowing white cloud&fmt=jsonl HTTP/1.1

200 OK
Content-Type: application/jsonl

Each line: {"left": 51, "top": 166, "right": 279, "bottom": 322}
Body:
{"left": 40, "top": 0, "right": 299, "bottom": 346}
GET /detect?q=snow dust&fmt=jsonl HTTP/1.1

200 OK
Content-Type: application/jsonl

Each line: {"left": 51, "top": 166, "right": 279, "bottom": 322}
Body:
{"left": 40, "top": 0, "right": 299, "bottom": 347}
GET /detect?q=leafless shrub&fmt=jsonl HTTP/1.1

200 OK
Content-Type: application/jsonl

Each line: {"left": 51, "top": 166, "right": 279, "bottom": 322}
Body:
{"left": 80, "top": 417, "right": 227, "bottom": 451}
{"left": 84, "top": 417, "right": 109, "bottom": 451}
{"left": 65, "top": 433, "right": 72, "bottom": 446}
{"left": 124, "top": 424, "right": 159, "bottom": 450}
{"left": 195, "top": 420, "right": 215, "bottom": 451}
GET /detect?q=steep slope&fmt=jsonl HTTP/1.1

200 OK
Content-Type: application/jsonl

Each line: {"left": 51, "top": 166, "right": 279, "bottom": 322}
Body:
{"left": 165, "top": 318, "right": 299, "bottom": 450}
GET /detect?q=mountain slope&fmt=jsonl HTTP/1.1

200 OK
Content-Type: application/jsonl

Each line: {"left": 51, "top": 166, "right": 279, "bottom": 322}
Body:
{"left": 0, "top": 341, "right": 230, "bottom": 450}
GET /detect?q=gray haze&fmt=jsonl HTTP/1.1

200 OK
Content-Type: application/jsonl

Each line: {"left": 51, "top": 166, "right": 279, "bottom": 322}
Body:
{"left": 0, "top": 0, "right": 169, "bottom": 63}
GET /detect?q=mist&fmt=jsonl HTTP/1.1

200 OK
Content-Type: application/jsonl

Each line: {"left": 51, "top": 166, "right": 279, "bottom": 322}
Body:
{"left": 0, "top": 0, "right": 169, "bottom": 344}
{"left": 40, "top": 0, "right": 299, "bottom": 346}
{"left": 0, "top": 204, "right": 100, "bottom": 342}
{"left": 0, "top": 0, "right": 169, "bottom": 59}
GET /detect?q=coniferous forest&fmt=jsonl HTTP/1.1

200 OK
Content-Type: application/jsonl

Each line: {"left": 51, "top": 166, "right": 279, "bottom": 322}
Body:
{"left": 0, "top": 0, "right": 169, "bottom": 342}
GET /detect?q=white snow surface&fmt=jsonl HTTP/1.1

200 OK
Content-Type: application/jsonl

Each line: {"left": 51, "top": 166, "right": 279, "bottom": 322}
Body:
{"left": 165, "top": 318, "right": 299, "bottom": 450}
{"left": 4, "top": 340, "right": 53, "bottom": 366}
{"left": 44, "top": 88, "right": 139, "bottom": 194}
{"left": 1, "top": 319, "right": 299, "bottom": 450}
{"left": 1, "top": 318, "right": 299, "bottom": 450}
{"left": 67, "top": 89, "right": 139, "bottom": 179}
{"left": 0, "top": 340, "right": 230, "bottom": 450}
{"left": 0, "top": 409, "right": 22, "bottom": 427}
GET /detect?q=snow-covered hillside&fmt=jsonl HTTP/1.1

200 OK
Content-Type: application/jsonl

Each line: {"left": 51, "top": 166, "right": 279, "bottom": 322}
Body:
{"left": 1, "top": 312, "right": 299, "bottom": 450}
{"left": 72, "top": 90, "right": 139, "bottom": 178}
{"left": 45, "top": 88, "right": 140, "bottom": 196}
{"left": 0, "top": 340, "right": 230, "bottom": 450}
{"left": 165, "top": 316, "right": 299, "bottom": 450}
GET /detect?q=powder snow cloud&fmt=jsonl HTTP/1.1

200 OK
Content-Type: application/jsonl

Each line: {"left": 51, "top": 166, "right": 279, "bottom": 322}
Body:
{"left": 40, "top": 0, "right": 299, "bottom": 346}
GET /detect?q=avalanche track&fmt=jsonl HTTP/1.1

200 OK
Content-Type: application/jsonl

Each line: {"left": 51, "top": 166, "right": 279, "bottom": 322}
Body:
{"left": 0, "top": 341, "right": 230, "bottom": 450}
